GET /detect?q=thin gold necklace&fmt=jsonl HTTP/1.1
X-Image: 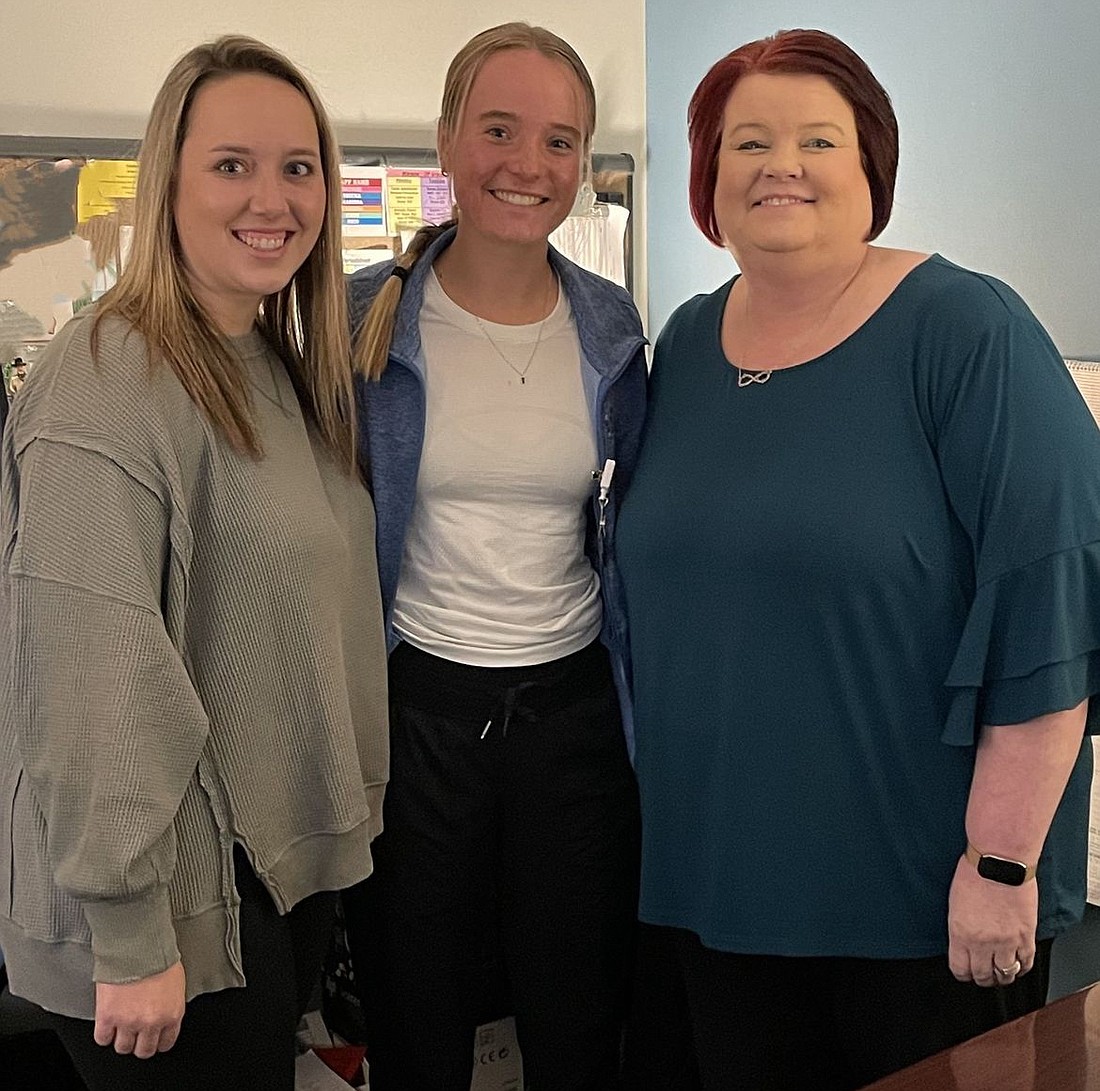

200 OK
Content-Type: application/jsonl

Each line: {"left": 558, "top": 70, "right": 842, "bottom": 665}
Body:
{"left": 439, "top": 265, "right": 557, "bottom": 385}
{"left": 474, "top": 306, "right": 551, "bottom": 385}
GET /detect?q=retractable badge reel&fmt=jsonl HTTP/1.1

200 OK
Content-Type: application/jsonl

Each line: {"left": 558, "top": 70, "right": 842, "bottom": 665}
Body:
{"left": 597, "top": 459, "right": 616, "bottom": 539}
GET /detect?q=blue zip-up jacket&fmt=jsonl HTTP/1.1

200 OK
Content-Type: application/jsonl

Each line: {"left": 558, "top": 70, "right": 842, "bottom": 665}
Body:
{"left": 347, "top": 226, "right": 648, "bottom": 755}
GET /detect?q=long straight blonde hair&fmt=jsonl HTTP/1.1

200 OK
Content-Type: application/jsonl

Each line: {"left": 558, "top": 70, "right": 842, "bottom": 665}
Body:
{"left": 93, "top": 35, "right": 356, "bottom": 470}
{"left": 353, "top": 23, "right": 597, "bottom": 382}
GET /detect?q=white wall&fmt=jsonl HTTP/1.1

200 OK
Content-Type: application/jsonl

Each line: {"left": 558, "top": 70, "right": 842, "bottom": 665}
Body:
{"left": 2, "top": 0, "right": 648, "bottom": 317}
{"left": 644, "top": 0, "right": 1100, "bottom": 357}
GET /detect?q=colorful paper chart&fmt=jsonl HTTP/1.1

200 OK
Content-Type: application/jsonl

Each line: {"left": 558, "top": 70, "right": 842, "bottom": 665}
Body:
{"left": 385, "top": 168, "right": 451, "bottom": 229}
{"left": 340, "top": 166, "right": 387, "bottom": 236}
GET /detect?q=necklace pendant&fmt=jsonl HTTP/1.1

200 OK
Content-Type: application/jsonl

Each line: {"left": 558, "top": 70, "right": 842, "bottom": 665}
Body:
{"left": 738, "top": 369, "right": 772, "bottom": 387}
{"left": 471, "top": 274, "right": 556, "bottom": 387}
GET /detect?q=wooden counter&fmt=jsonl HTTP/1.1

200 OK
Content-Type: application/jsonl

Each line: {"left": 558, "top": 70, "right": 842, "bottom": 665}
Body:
{"left": 863, "top": 982, "right": 1100, "bottom": 1090}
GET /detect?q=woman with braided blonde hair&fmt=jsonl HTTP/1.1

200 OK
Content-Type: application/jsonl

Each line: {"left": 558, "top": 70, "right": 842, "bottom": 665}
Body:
{"left": 342, "top": 21, "right": 646, "bottom": 1091}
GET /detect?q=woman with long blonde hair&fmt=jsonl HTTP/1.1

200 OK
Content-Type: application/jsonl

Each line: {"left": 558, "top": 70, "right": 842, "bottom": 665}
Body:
{"left": 0, "top": 35, "right": 388, "bottom": 1091}
{"left": 342, "top": 22, "right": 646, "bottom": 1091}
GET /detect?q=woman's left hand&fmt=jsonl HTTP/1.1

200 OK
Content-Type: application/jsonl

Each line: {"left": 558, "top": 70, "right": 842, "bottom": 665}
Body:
{"left": 947, "top": 854, "right": 1037, "bottom": 987}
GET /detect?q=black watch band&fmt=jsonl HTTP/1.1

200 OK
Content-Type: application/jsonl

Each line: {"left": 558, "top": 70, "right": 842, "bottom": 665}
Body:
{"left": 965, "top": 843, "right": 1035, "bottom": 886}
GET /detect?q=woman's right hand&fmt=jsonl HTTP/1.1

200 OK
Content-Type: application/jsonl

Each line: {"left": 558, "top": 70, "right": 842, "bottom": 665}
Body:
{"left": 93, "top": 960, "right": 186, "bottom": 1058}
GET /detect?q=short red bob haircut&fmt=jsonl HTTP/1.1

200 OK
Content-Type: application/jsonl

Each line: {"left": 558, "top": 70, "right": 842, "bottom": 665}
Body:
{"left": 688, "top": 28, "right": 898, "bottom": 246}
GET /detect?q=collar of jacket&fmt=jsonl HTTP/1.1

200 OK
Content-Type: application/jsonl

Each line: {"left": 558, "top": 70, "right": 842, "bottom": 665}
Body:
{"left": 382, "top": 225, "right": 645, "bottom": 379}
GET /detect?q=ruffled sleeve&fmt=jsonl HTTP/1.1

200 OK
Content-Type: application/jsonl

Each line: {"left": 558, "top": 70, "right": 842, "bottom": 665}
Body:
{"left": 943, "top": 542, "right": 1100, "bottom": 743}
{"left": 928, "top": 268, "right": 1100, "bottom": 744}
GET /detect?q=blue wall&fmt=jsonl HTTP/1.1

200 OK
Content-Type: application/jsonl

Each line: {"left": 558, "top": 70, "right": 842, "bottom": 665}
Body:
{"left": 645, "top": 1, "right": 1100, "bottom": 357}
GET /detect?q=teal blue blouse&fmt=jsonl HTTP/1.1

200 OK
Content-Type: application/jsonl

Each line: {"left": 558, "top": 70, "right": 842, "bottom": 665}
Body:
{"left": 618, "top": 255, "right": 1100, "bottom": 957}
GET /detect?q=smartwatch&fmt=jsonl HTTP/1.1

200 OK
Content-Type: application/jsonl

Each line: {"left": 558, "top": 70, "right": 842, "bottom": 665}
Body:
{"left": 965, "top": 843, "right": 1036, "bottom": 887}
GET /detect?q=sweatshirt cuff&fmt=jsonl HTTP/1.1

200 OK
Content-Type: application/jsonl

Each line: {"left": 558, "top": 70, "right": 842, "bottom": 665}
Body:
{"left": 82, "top": 886, "right": 180, "bottom": 984}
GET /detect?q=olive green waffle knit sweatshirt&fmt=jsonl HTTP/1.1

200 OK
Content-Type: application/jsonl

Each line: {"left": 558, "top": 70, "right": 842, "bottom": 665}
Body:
{"left": 0, "top": 310, "right": 388, "bottom": 1019}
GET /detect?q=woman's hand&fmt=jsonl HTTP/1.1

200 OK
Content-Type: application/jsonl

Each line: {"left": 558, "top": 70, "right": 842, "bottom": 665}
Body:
{"left": 951, "top": 704, "right": 1086, "bottom": 988}
{"left": 947, "top": 855, "right": 1037, "bottom": 987}
{"left": 93, "top": 960, "right": 186, "bottom": 1058}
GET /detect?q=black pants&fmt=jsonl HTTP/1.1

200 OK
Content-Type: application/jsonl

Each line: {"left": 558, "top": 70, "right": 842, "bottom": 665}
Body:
{"left": 343, "top": 639, "right": 641, "bottom": 1091}
{"left": 623, "top": 923, "right": 1053, "bottom": 1091}
{"left": 47, "top": 845, "right": 337, "bottom": 1091}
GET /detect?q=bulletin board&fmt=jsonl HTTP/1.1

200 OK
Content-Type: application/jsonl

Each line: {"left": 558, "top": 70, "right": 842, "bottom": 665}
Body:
{"left": 0, "top": 134, "right": 634, "bottom": 374}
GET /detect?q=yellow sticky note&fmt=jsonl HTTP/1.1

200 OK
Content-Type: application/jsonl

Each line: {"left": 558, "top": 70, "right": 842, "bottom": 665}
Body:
{"left": 77, "top": 160, "right": 139, "bottom": 223}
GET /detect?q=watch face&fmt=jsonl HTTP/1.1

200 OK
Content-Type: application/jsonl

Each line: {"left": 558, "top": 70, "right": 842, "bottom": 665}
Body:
{"left": 976, "top": 854, "right": 1028, "bottom": 886}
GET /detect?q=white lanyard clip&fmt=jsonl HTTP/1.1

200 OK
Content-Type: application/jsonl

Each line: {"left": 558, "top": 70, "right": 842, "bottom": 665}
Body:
{"left": 597, "top": 458, "right": 616, "bottom": 537}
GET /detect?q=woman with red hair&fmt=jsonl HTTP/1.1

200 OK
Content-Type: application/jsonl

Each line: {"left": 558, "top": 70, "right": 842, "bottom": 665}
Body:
{"left": 619, "top": 28, "right": 1100, "bottom": 1089}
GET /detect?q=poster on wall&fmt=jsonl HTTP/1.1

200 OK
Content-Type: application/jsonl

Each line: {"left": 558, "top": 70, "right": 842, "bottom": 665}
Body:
{"left": 385, "top": 167, "right": 451, "bottom": 231}
{"left": 340, "top": 165, "right": 387, "bottom": 237}
{"left": 342, "top": 247, "right": 394, "bottom": 275}
{"left": 0, "top": 156, "right": 136, "bottom": 367}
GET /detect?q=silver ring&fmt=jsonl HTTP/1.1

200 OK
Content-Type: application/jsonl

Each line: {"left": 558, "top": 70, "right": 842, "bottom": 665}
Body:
{"left": 995, "top": 958, "right": 1022, "bottom": 977}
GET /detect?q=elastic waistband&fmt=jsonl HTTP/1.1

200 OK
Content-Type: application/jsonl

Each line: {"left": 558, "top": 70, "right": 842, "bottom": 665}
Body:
{"left": 389, "top": 638, "right": 611, "bottom": 720}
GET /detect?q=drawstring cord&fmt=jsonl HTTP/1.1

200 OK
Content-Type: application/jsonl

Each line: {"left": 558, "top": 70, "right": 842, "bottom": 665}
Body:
{"left": 480, "top": 682, "right": 539, "bottom": 740}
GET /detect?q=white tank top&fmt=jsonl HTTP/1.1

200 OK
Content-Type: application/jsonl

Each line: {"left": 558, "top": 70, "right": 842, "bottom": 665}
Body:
{"left": 392, "top": 269, "right": 602, "bottom": 666}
